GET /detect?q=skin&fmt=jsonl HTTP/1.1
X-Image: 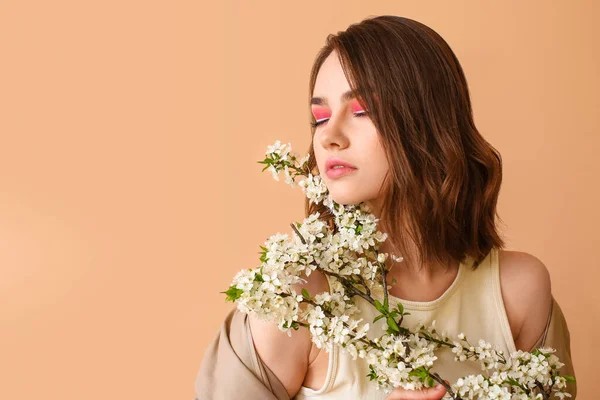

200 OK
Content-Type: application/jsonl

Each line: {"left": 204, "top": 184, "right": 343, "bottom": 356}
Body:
{"left": 311, "top": 54, "right": 389, "bottom": 208}
{"left": 250, "top": 50, "right": 553, "bottom": 400}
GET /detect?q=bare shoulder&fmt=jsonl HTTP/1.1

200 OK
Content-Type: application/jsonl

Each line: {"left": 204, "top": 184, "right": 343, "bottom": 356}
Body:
{"left": 497, "top": 249, "right": 552, "bottom": 352}
{"left": 248, "top": 268, "right": 330, "bottom": 398}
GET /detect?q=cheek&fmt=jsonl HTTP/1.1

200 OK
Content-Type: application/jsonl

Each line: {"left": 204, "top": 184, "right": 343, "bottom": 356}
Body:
{"left": 312, "top": 145, "right": 325, "bottom": 172}
{"left": 362, "top": 136, "right": 389, "bottom": 174}
{"left": 359, "top": 132, "right": 386, "bottom": 157}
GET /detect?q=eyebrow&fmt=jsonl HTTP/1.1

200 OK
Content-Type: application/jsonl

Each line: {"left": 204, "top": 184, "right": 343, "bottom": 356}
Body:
{"left": 310, "top": 89, "right": 358, "bottom": 106}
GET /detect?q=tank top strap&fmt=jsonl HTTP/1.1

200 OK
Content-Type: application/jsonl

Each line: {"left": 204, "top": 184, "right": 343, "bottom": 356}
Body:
{"left": 459, "top": 247, "right": 517, "bottom": 354}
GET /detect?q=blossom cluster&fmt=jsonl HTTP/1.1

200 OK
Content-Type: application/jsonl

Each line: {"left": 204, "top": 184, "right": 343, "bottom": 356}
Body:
{"left": 221, "top": 141, "right": 575, "bottom": 399}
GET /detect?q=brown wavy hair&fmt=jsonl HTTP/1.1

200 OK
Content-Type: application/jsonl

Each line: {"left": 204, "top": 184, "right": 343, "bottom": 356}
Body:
{"left": 304, "top": 15, "right": 506, "bottom": 270}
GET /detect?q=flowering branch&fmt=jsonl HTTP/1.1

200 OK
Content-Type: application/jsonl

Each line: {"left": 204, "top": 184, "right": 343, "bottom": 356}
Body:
{"left": 221, "top": 140, "right": 575, "bottom": 399}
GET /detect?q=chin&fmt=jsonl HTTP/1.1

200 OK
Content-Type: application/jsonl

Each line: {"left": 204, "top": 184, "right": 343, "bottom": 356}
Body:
{"left": 328, "top": 191, "right": 367, "bottom": 206}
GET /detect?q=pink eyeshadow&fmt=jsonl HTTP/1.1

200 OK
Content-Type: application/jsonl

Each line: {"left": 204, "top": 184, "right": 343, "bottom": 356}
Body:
{"left": 350, "top": 99, "right": 366, "bottom": 113}
{"left": 311, "top": 107, "right": 331, "bottom": 120}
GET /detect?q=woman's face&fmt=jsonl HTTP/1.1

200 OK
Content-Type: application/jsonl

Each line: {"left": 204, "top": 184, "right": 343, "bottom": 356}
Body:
{"left": 311, "top": 50, "right": 389, "bottom": 210}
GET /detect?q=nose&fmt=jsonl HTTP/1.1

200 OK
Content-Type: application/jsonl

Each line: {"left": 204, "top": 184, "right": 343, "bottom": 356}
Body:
{"left": 318, "top": 113, "right": 350, "bottom": 151}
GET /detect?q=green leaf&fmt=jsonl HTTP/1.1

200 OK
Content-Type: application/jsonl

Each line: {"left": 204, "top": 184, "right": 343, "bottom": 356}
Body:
{"left": 301, "top": 288, "right": 311, "bottom": 300}
{"left": 254, "top": 273, "right": 264, "bottom": 282}
{"left": 383, "top": 294, "right": 389, "bottom": 311}
{"left": 427, "top": 377, "right": 435, "bottom": 387}
{"left": 399, "top": 326, "right": 410, "bottom": 335}
{"left": 367, "top": 365, "right": 377, "bottom": 381}
{"left": 409, "top": 366, "right": 428, "bottom": 378}
{"left": 391, "top": 277, "right": 397, "bottom": 284}
{"left": 397, "top": 303, "right": 404, "bottom": 315}
{"left": 563, "top": 375, "right": 576, "bottom": 382}
{"left": 506, "top": 377, "right": 521, "bottom": 387}
{"left": 259, "top": 246, "right": 268, "bottom": 262}
{"left": 373, "top": 314, "right": 385, "bottom": 323}
{"left": 221, "top": 286, "right": 244, "bottom": 302}
{"left": 374, "top": 300, "right": 385, "bottom": 314}
{"left": 387, "top": 316, "right": 400, "bottom": 333}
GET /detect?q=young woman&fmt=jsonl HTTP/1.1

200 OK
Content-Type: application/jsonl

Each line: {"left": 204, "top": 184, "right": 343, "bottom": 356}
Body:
{"left": 195, "top": 15, "right": 576, "bottom": 400}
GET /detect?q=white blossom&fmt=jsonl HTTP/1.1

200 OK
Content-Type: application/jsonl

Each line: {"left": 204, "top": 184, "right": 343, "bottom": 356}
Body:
{"left": 225, "top": 141, "right": 576, "bottom": 399}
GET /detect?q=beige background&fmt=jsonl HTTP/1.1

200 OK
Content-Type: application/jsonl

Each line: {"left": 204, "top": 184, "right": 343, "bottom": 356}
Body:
{"left": 1, "top": 1, "right": 597, "bottom": 399}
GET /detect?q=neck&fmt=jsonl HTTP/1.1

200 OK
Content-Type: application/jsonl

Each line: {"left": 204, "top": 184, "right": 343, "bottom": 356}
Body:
{"left": 364, "top": 200, "right": 460, "bottom": 298}
{"left": 376, "top": 237, "right": 460, "bottom": 301}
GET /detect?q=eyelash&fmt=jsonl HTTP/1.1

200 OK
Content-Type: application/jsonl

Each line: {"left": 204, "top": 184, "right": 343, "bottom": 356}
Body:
{"left": 310, "top": 110, "right": 368, "bottom": 128}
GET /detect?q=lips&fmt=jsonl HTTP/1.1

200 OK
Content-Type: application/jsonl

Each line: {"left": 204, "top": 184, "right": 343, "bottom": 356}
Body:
{"left": 325, "top": 157, "right": 358, "bottom": 180}
{"left": 325, "top": 157, "right": 357, "bottom": 172}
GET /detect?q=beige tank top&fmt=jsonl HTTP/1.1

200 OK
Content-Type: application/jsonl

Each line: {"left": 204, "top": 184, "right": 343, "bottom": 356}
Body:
{"left": 294, "top": 247, "right": 517, "bottom": 399}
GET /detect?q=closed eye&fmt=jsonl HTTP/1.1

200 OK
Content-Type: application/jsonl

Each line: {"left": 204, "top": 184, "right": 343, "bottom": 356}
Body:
{"left": 310, "top": 110, "right": 368, "bottom": 128}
